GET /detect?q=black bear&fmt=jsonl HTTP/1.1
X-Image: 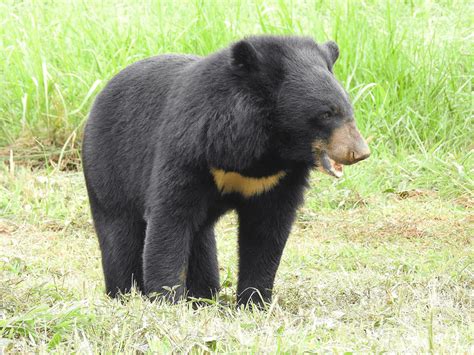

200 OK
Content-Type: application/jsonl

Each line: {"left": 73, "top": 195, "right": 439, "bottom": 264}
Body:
{"left": 82, "top": 35, "right": 370, "bottom": 307}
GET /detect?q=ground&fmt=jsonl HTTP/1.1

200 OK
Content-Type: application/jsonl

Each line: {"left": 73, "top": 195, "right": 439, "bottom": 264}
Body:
{"left": 1, "top": 167, "right": 472, "bottom": 352}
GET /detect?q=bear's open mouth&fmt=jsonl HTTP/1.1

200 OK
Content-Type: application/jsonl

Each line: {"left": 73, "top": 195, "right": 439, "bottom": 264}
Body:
{"left": 316, "top": 151, "right": 344, "bottom": 178}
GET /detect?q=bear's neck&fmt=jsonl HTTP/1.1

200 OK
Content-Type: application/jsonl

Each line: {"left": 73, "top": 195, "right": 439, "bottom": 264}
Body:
{"left": 211, "top": 168, "right": 286, "bottom": 198}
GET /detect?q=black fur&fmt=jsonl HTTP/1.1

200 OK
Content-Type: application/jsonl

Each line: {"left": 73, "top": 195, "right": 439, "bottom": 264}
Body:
{"left": 82, "top": 35, "right": 354, "bottom": 307}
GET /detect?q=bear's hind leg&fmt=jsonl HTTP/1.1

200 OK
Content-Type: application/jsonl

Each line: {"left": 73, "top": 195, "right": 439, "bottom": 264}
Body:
{"left": 186, "top": 224, "right": 220, "bottom": 300}
{"left": 92, "top": 209, "right": 146, "bottom": 298}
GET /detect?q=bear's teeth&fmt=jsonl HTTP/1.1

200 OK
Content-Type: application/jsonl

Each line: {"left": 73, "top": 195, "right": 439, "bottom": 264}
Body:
{"left": 320, "top": 151, "right": 344, "bottom": 178}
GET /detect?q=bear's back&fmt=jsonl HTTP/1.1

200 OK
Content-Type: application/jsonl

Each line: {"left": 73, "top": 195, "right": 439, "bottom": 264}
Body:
{"left": 86, "top": 54, "right": 198, "bottom": 131}
{"left": 83, "top": 55, "right": 199, "bottom": 212}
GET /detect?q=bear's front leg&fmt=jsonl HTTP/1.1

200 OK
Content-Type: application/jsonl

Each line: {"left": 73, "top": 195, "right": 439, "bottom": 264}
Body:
{"left": 236, "top": 186, "right": 303, "bottom": 308}
{"left": 143, "top": 214, "right": 193, "bottom": 302}
{"left": 186, "top": 223, "right": 220, "bottom": 300}
{"left": 143, "top": 184, "right": 209, "bottom": 302}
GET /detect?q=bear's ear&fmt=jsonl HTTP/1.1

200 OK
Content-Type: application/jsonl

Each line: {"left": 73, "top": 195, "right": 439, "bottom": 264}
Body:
{"left": 321, "top": 40, "right": 339, "bottom": 65}
{"left": 230, "top": 40, "right": 260, "bottom": 72}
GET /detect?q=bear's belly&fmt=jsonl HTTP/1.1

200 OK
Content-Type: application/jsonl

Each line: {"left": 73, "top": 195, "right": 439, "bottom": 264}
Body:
{"left": 211, "top": 168, "right": 286, "bottom": 198}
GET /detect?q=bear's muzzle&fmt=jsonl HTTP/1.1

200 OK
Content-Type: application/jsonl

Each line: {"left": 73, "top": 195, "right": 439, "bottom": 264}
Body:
{"left": 314, "top": 120, "right": 370, "bottom": 178}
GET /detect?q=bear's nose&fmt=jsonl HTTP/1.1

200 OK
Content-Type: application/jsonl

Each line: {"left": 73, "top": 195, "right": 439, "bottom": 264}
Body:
{"left": 349, "top": 135, "right": 371, "bottom": 163}
{"left": 351, "top": 150, "right": 371, "bottom": 163}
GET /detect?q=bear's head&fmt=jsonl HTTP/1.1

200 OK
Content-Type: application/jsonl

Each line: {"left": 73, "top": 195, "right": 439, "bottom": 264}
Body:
{"left": 229, "top": 36, "right": 370, "bottom": 177}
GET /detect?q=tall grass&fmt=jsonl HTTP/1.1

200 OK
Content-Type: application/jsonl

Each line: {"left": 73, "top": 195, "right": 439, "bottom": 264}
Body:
{"left": 0, "top": 0, "right": 472, "bottom": 195}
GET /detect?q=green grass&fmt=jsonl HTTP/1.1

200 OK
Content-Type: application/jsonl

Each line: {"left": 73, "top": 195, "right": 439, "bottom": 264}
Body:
{"left": 0, "top": 166, "right": 473, "bottom": 352}
{"left": 0, "top": 0, "right": 473, "bottom": 352}
{"left": 1, "top": 0, "right": 472, "bottom": 196}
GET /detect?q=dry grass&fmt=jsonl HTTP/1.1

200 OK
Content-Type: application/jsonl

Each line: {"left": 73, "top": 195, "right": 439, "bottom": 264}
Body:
{"left": 1, "top": 167, "right": 472, "bottom": 352}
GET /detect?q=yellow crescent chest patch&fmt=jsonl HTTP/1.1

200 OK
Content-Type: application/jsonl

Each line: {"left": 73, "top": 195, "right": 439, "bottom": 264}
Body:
{"left": 211, "top": 168, "right": 286, "bottom": 198}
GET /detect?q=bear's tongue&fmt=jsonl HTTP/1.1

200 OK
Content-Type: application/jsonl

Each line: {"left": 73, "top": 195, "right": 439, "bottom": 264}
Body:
{"left": 318, "top": 151, "right": 344, "bottom": 178}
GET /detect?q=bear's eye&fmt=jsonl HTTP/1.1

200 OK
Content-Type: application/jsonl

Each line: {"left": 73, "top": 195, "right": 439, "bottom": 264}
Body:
{"left": 310, "top": 110, "right": 333, "bottom": 124}
{"left": 319, "top": 112, "right": 332, "bottom": 120}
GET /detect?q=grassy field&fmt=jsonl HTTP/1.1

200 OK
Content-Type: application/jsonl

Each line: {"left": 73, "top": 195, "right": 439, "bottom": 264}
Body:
{"left": 1, "top": 167, "right": 473, "bottom": 352}
{"left": 0, "top": 0, "right": 473, "bottom": 352}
